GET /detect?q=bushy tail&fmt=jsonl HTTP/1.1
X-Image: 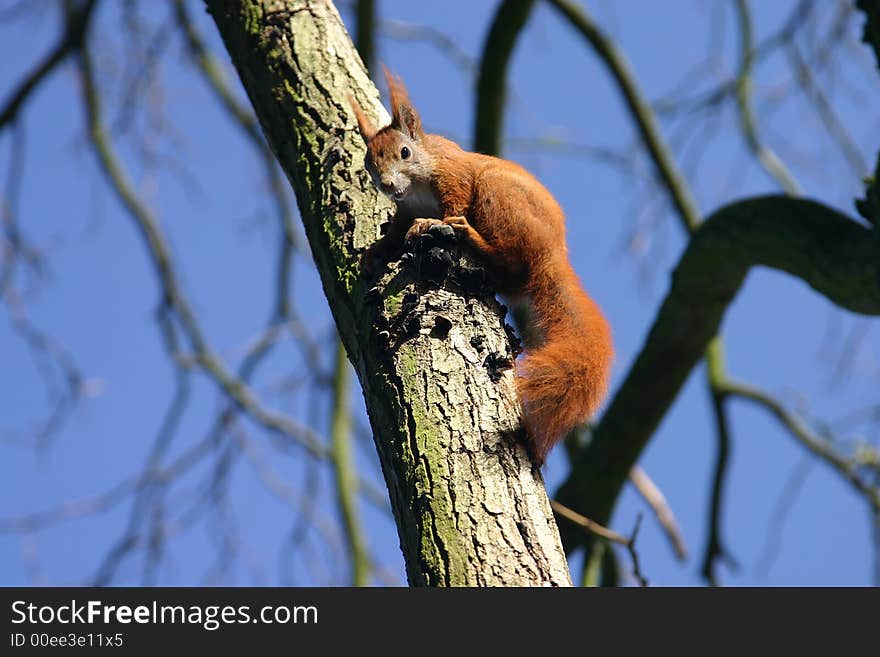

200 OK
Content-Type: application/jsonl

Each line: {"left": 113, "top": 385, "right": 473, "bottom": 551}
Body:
{"left": 516, "top": 259, "right": 613, "bottom": 464}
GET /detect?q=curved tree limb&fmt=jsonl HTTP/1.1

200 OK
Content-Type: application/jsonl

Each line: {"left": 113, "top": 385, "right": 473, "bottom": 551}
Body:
{"left": 556, "top": 196, "right": 880, "bottom": 547}
{"left": 545, "top": 0, "right": 746, "bottom": 576}
{"left": 543, "top": 1, "right": 874, "bottom": 582}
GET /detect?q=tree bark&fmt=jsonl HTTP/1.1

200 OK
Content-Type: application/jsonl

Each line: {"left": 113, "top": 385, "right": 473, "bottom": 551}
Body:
{"left": 206, "top": 0, "right": 571, "bottom": 586}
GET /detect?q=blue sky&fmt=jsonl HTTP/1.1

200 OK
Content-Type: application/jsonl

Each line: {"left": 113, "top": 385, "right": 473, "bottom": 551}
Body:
{"left": 1, "top": 0, "right": 878, "bottom": 586}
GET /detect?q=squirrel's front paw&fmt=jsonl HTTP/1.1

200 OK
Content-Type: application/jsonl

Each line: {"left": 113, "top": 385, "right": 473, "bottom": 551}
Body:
{"left": 405, "top": 217, "right": 444, "bottom": 242}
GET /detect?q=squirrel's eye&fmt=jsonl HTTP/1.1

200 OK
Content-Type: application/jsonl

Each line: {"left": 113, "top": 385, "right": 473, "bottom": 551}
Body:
{"left": 400, "top": 146, "right": 411, "bottom": 160}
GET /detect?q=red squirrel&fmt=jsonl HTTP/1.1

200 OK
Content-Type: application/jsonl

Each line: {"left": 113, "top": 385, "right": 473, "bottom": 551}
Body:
{"left": 351, "top": 70, "right": 613, "bottom": 464}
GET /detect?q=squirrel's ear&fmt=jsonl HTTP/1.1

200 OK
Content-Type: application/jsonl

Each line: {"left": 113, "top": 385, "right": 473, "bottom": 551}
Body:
{"left": 349, "top": 94, "right": 377, "bottom": 142}
{"left": 383, "top": 65, "right": 423, "bottom": 140}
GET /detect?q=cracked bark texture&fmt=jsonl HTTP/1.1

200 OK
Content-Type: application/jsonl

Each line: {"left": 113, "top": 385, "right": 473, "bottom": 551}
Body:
{"left": 206, "top": 0, "right": 571, "bottom": 586}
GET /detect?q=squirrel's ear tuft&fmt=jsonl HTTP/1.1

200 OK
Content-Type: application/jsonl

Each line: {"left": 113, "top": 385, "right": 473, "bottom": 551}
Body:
{"left": 383, "top": 65, "right": 423, "bottom": 141}
{"left": 349, "top": 94, "right": 377, "bottom": 142}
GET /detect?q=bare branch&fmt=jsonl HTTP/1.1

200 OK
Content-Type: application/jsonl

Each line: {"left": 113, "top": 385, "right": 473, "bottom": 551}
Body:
{"left": 77, "top": 40, "right": 326, "bottom": 458}
{"left": 703, "top": 340, "right": 739, "bottom": 586}
{"left": 354, "top": 0, "right": 375, "bottom": 76}
{"left": 732, "top": 0, "right": 801, "bottom": 195}
{"left": 90, "top": 367, "right": 192, "bottom": 585}
{"left": 377, "top": 19, "right": 474, "bottom": 75}
{"left": 551, "top": 500, "right": 648, "bottom": 587}
{"left": 546, "top": 3, "right": 748, "bottom": 575}
{"left": 0, "top": 432, "right": 218, "bottom": 534}
{"left": 473, "top": 0, "right": 534, "bottom": 155}
{"left": 0, "top": 0, "right": 97, "bottom": 130}
{"left": 547, "top": 0, "right": 701, "bottom": 231}
{"left": 756, "top": 457, "right": 812, "bottom": 579}
{"left": 172, "top": 0, "right": 303, "bottom": 322}
{"left": 2, "top": 288, "right": 85, "bottom": 448}
{"left": 785, "top": 41, "right": 868, "bottom": 179}
{"left": 717, "top": 379, "right": 880, "bottom": 513}
{"left": 329, "top": 340, "right": 369, "bottom": 586}
{"left": 557, "top": 196, "right": 880, "bottom": 548}
{"left": 629, "top": 465, "right": 688, "bottom": 561}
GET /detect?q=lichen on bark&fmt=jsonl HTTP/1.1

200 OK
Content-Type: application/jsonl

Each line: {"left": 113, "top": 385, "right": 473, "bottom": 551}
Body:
{"left": 207, "top": 0, "right": 571, "bottom": 586}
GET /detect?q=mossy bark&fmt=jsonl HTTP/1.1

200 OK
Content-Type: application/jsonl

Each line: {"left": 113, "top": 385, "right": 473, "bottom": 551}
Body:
{"left": 206, "top": 0, "right": 571, "bottom": 586}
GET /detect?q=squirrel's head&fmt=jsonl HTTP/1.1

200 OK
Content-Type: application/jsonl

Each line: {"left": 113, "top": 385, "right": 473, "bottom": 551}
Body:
{"left": 350, "top": 68, "right": 432, "bottom": 204}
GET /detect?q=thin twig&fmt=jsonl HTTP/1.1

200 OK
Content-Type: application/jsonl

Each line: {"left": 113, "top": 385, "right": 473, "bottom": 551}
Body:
{"left": 629, "top": 465, "right": 688, "bottom": 560}
{"left": 755, "top": 456, "right": 812, "bottom": 579}
{"left": 786, "top": 41, "right": 868, "bottom": 179}
{"left": 378, "top": 19, "right": 474, "bottom": 75}
{"left": 701, "top": 339, "right": 740, "bottom": 585}
{"left": 550, "top": 500, "right": 648, "bottom": 586}
{"left": 732, "top": 0, "right": 801, "bottom": 194}
{"left": 0, "top": 433, "right": 218, "bottom": 534}
{"left": 717, "top": 379, "right": 880, "bottom": 513}
{"left": 172, "top": 0, "right": 303, "bottom": 322}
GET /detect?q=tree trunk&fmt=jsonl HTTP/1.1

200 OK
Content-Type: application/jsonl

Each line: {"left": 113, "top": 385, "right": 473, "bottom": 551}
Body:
{"left": 206, "top": 0, "right": 571, "bottom": 586}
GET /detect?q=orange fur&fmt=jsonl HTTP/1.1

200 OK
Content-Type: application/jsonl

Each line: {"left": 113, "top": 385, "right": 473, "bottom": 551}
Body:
{"left": 352, "top": 71, "right": 614, "bottom": 464}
